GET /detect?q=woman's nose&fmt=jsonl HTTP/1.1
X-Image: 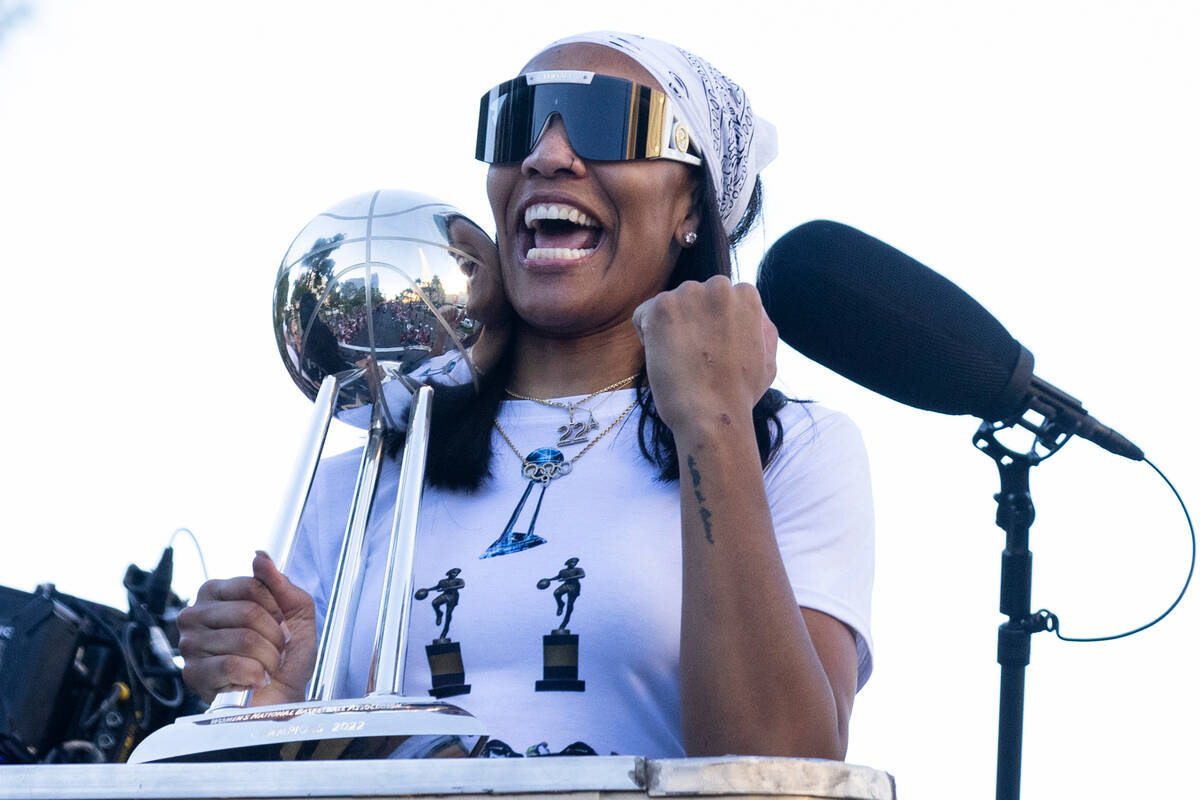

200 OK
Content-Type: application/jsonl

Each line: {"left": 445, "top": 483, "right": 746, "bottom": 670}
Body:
{"left": 522, "top": 115, "right": 586, "bottom": 178}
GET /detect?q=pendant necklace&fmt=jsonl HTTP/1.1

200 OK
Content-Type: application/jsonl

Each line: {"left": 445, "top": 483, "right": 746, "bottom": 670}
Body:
{"left": 479, "top": 391, "right": 640, "bottom": 559}
{"left": 505, "top": 374, "right": 637, "bottom": 448}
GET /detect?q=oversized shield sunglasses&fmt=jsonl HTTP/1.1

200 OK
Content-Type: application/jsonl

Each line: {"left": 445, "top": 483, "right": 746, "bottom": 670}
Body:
{"left": 475, "top": 70, "right": 703, "bottom": 166}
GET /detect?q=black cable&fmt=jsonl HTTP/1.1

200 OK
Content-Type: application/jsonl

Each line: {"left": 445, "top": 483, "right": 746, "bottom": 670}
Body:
{"left": 46, "top": 740, "right": 105, "bottom": 763}
{"left": 120, "top": 623, "right": 184, "bottom": 709}
{"left": 53, "top": 594, "right": 173, "bottom": 727}
{"left": 1039, "top": 457, "right": 1195, "bottom": 642}
{"left": 0, "top": 733, "right": 35, "bottom": 764}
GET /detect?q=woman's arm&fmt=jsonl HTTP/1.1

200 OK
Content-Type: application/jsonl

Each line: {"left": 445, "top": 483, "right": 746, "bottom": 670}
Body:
{"left": 675, "top": 419, "right": 858, "bottom": 757}
{"left": 633, "top": 277, "right": 860, "bottom": 758}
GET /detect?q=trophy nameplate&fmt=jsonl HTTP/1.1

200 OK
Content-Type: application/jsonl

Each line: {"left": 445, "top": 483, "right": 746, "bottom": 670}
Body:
{"left": 129, "top": 696, "right": 484, "bottom": 762}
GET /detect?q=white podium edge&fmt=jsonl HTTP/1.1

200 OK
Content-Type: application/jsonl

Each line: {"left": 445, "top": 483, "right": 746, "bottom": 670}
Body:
{"left": 0, "top": 756, "right": 895, "bottom": 800}
{"left": 0, "top": 758, "right": 641, "bottom": 800}
{"left": 646, "top": 757, "right": 895, "bottom": 798}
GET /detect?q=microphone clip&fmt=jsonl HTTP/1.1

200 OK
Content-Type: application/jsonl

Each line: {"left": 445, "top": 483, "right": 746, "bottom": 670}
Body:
{"left": 978, "top": 346, "right": 1076, "bottom": 462}
{"left": 973, "top": 411, "right": 1071, "bottom": 469}
{"left": 981, "top": 346, "right": 1143, "bottom": 462}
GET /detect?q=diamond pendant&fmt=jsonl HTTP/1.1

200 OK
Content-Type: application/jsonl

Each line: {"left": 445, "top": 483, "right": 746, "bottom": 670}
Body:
{"left": 479, "top": 448, "right": 566, "bottom": 559}
{"left": 556, "top": 411, "right": 599, "bottom": 448}
{"left": 522, "top": 447, "right": 571, "bottom": 481}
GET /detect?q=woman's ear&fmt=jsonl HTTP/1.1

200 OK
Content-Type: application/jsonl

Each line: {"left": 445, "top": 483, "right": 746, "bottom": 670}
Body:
{"left": 674, "top": 174, "right": 705, "bottom": 248}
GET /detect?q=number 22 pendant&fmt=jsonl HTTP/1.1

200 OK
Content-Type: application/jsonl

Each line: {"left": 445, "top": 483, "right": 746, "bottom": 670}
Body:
{"left": 556, "top": 411, "right": 599, "bottom": 447}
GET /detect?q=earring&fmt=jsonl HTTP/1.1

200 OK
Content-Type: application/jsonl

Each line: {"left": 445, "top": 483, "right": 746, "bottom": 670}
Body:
{"left": 683, "top": 231, "right": 698, "bottom": 246}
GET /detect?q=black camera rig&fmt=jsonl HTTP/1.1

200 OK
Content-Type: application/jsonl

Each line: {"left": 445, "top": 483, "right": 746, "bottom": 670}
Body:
{"left": 0, "top": 548, "right": 203, "bottom": 763}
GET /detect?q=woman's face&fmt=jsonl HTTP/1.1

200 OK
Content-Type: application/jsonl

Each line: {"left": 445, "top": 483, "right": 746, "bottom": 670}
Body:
{"left": 486, "top": 44, "right": 699, "bottom": 337}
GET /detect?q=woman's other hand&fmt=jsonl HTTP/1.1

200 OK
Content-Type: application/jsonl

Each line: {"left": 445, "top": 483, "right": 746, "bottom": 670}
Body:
{"left": 177, "top": 551, "right": 317, "bottom": 706}
{"left": 632, "top": 276, "right": 778, "bottom": 435}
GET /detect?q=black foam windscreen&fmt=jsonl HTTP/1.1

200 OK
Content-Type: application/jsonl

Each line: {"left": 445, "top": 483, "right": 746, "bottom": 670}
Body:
{"left": 757, "top": 220, "right": 1028, "bottom": 419}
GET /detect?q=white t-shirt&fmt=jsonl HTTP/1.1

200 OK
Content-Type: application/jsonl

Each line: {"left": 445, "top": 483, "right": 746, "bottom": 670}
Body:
{"left": 286, "top": 390, "right": 874, "bottom": 757}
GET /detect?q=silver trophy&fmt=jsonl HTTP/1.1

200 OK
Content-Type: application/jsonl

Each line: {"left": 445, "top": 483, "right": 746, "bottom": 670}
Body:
{"left": 130, "top": 190, "right": 490, "bottom": 762}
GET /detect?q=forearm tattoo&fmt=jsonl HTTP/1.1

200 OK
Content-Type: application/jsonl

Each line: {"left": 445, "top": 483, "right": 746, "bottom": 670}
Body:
{"left": 686, "top": 454, "right": 715, "bottom": 544}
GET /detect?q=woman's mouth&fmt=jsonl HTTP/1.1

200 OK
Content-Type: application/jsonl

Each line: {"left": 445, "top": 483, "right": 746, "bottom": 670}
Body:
{"left": 520, "top": 202, "right": 603, "bottom": 262}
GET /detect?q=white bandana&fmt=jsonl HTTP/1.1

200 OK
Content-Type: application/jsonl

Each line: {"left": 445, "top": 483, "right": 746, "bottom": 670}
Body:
{"left": 539, "top": 31, "right": 777, "bottom": 234}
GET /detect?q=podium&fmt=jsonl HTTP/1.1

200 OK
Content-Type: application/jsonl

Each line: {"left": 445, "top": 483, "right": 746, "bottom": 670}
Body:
{"left": 0, "top": 757, "right": 894, "bottom": 800}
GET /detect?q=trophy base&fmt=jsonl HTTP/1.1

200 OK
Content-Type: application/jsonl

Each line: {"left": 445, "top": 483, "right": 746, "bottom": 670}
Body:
{"left": 427, "top": 640, "right": 471, "bottom": 698}
{"left": 534, "top": 679, "right": 585, "bottom": 692}
{"left": 536, "top": 632, "right": 584, "bottom": 692}
{"left": 127, "top": 694, "right": 486, "bottom": 763}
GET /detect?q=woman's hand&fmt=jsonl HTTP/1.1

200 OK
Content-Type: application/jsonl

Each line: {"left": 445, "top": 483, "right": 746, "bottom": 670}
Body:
{"left": 632, "top": 276, "right": 778, "bottom": 435}
{"left": 177, "top": 551, "right": 317, "bottom": 706}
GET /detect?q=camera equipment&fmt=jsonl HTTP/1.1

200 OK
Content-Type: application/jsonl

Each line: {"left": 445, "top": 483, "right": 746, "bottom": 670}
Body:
{"left": 0, "top": 547, "right": 201, "bottom": 763}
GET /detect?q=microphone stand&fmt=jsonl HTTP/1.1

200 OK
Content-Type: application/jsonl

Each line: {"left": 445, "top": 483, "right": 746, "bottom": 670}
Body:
{"left": 973, "top": 416, "right": 1070, "bottom": 800}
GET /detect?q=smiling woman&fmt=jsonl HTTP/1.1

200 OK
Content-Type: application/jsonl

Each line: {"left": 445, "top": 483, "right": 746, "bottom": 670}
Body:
{"left": 176, "top": 31, "right": 875, "bottom": 761}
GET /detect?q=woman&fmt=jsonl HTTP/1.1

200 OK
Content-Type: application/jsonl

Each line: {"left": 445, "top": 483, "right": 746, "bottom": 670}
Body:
{"left": 178, "top": 32, "right": 874, "bottom": 760}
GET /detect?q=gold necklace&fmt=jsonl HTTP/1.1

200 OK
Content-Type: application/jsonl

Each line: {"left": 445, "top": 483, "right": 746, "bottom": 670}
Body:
{"left": 493, "top": 395, "right": 640, "bottom": 483}
{"left": 505, "top": 374, "right": 637, "bottom": 447}
{"left": 505, "top": 374, "right": 637, "bottom": 416}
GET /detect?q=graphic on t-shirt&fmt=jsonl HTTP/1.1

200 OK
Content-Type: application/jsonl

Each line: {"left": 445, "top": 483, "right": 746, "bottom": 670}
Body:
{"left": 535, "top": 557, "right": 586, "bottom": 692}
{"left": 414, "top": 568, "right": 471, "bottom": 698}
{"left": 536, "top": 557, "right": 585, "bottom": 630}
{"left": 479, "top": 739, "right": 600, "bottom": 758}
{"left": 480, "top": 448, "right": 570, "bottom": 558}
{"left": 414, "top": 568, "right": 464, "bottom": 641}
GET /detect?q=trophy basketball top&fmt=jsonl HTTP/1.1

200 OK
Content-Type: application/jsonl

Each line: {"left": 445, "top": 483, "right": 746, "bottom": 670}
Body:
{"left": 273, "top": 189, "right": 488, "bottom": 430}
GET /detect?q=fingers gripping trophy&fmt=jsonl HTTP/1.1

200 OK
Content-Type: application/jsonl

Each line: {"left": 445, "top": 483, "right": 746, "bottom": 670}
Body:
{"left": 130, "top": 190, "right": 491, "bottom": 762}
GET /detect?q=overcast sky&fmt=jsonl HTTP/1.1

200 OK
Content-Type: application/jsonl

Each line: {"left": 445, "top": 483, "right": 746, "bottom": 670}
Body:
{"left": 1, "top": 2, "right": 1196, "bottom": 797}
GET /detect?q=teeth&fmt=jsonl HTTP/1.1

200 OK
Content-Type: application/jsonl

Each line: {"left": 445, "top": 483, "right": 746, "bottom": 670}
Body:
{"left": 524, "top": 203, "right": 599, "bottom": 229}
{"left": 525, "top": 247, "right": 596, "bottom": 261}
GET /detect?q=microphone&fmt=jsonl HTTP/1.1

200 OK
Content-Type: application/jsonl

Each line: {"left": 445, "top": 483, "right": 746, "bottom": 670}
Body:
{"left": 756, "top": 220, "right": 1143, "bottom": 460}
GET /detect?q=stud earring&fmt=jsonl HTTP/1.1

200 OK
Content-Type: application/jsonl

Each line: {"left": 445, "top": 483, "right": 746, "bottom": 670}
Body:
{"left": 683, "top": 231, "right": 698, "bottom": 246}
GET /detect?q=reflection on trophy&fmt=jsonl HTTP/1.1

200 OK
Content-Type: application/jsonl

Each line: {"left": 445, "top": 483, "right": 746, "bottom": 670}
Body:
{"left": 129, "top": 190, "right": 491, "bottom": 762}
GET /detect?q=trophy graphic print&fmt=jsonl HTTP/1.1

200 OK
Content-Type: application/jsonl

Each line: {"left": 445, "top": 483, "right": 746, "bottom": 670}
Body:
{"left": 414, "top": 569, "right": 471, "bottom": 698}
{"left": 535, "top": 558, "right": 586, "bottom": 692}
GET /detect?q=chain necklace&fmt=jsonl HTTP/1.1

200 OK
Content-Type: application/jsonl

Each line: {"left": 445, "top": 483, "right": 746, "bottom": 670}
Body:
{"left": 480, "top": 394, "right": 641, "bottom": 560}
{"left": 504, "top": 374, "right": 637, "bottom": 447}
{"left": 493, "top": 395, "right": 640, "bottom": 483}
{"left": 504, "top": 373, "right": 637, "bottom": 411}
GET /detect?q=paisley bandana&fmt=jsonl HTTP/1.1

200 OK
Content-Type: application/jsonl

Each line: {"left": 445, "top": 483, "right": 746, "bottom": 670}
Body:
{"left": 538, "top": 31, "right": 777, "bottom": 234}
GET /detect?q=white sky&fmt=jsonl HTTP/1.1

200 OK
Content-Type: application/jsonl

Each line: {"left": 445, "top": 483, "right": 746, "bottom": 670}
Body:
{"left": 1, "top": 1, "right": 1197, "bottom": 797}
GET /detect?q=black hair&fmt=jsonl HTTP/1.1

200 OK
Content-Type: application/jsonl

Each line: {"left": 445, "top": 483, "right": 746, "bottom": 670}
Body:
{"left": 399, "top": 173, "right": 787, "bottom": 489}
{"left": 634, "top": 174, "right": 786, "bottom": 482}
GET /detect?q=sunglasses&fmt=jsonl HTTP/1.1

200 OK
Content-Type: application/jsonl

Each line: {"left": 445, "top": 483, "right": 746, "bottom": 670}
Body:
{"left": 475, "top": 70, "right": 702, "bottom": 166}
